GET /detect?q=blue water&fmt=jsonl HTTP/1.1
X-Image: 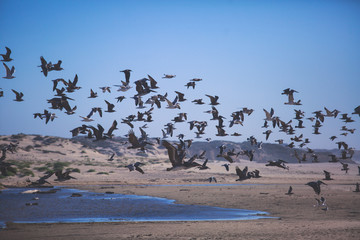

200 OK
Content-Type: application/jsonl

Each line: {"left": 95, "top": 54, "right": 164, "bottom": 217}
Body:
{"left": 0, "top": 187, "right": 272, "bottom": 228}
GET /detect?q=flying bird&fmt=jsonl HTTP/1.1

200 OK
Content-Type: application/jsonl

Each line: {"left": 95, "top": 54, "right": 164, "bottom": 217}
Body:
{"left": 1, "top": 47, "right": 13, "bottom": 62}
{"left": 104, "top": 100, "right": 115, "bottom": 112}
{"left": 221, "top": 163, "right": 230, "bottom": 171}
{"left": 126, "top": 162, "right": 145, "bottom": 174}
{"left": 306, "top": 180, "right": 327, "bottom": 195}
{"left": 11, "top": 89, "right": 24, "bottom": 101}
{"left": 120, "top": 69, "right": 132, "bottom": 85}
{"left": 323, "top": 170, "right": 333, "bottom": 180}
{"left": 208, "top": 176, "right": 217, "bottom": 183}
{"left": 2, "top": 62, "right": 15, "bottom": 79}
{"left": 162, "top": 74, "right": 176, "bottom": 79}
{"left": 285, "top": 186, "right": 294, "bottom": 195}
{"left": 205, "top": 94, "right": 219, "bottom": 105}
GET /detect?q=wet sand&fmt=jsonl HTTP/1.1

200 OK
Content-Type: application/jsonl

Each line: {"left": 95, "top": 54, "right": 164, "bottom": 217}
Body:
{"left": 1, "top": 162, "right": 360, "bottom": 239}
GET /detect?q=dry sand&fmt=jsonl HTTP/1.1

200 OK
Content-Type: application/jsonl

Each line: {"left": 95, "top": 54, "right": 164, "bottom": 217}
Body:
{"left": 1, "top": 160, "right": 360, "bottom": 240}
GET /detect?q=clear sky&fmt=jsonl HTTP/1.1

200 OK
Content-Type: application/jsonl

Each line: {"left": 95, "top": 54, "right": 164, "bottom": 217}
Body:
{"left": 0, "top": 0, "right": 359, "bottom": 149}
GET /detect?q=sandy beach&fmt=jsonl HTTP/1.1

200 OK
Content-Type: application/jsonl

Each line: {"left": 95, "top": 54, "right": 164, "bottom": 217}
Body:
{"left": 1, "top": 159, "right": 360, "bottom": 240}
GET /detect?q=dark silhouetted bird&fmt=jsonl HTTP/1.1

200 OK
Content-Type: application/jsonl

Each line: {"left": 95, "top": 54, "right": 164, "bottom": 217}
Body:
{"left": 285, "top": 186, "right": 294, "bottom": 195}
{"left": 11, "top": 89, "right": 24, "bottom": 101}
{"left": 323, "top": 170, "right": 333, "bottom": 180}
{"left": 3, "top": 62, "right": 15, "bottom": 79}
{"left": 1, "top": 47, "right": 13, "bottom": 62}
{"left": 306, "top": 180, "right": 327, "bottom": 195}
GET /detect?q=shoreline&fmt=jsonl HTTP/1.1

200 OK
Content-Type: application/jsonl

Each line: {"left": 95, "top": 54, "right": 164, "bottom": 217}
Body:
{"left": 1, "top": 162, "right": 360, "bottom": 239}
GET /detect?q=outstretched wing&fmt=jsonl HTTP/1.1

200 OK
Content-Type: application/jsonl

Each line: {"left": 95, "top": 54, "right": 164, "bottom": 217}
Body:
{"left": 162, "top": 140, "right": 180, "bottom": 167}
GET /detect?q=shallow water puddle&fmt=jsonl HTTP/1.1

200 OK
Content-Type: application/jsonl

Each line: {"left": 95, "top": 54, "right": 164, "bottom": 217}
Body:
{"left": 0, "top": 187, "right": 272, "bottom": 228}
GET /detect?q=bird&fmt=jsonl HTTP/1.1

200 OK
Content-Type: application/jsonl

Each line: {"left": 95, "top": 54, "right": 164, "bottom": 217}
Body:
{"left": 1, "top": 47, "right": 13, "bottom": 62}
{"left": 126, "top": 162, "right": 145, "bottom": 174}
{"left": 147, "top": 75, "right": 159, "bottom": 89}
{"left": 120, "top": 69, "right": 132, "bottom": 85}
{"left": 192, "top": 99, "right": 205, "bottom": 105}
{"left": 127, "top": 128, "right": 152, "bottom": 152}
{"left": 283, "top": 89, "right": 301, "bottom": 105}
{"left": 165, "top": 96, "right": 180, "bottom": 109}
{"left": 65, "top": 74, "right": 81, "bottom": 92}
{"left": 55, "top": 169, "right": 77, "bottom": 181}
{"left": 198, "top": 158, "right": 210, "bottom": 170}
{"left": 314, "top": 196, "right": 326, "bottom": 207}
{"left": 306, "top": 180, "right": 327, "bottom": 195}
{"left": 235, "top": 166, "right": 250, "bottom": 181}
{"left": 104, "top": 100, "right": 115, "bottom": 112}
{"left": 266, "top": 159, "right": 289, "bottom": 170}
{"left": 263, "top": 130, "right": 272, "bottom": 141}
{"left": 185, "top": 81, "right": 196, "bottom": 89}
{"left": 323, "top": 170, "right": 333, "bottom": 180}
{"left": 50, "top": 60, "right": 63, "bottom": 71}
{"left": 340, "top": 162, "right": 349, "bottom": 173}
{"left": 161, "top": 140, "right": 188, "bottom": 170}
{"left": 39, "top": 56, "right": 49, "bottom": 76}
{"left": 208, "top": 176, "right": 217, "bottom": 183}
{"left": 263, "top": 108, "right": 274, "bottom": 121}
{"left": 116, "top": 96, "right": 126, "bottom": 102}
{"left": 27, "top": 172, "right": 54, "bottom": 186}
{"left": 2, "top": 62, "right": 15, "bottom": 79}
{"left": 285, "top": 186, "right": 294, "bottom": 195}
{"left": 105, "top": 120, "right": 118, "bottom": 138}
{"left": 162, "top": 74, "right": 176, "bottom": 79}
{"left": 221, "top": 163, "right": 230, "bottom": 171}
{"left": 99, "top": 86, "right": 111, "bottom": 93}
{"left": 352, "top": 105, "right": 360, "bottom": 116}
{"left": 174, "top": 91, "right": 186, "bottom": 102}
{"left": 11, "top": 89, "right": 24, "bottom": 101}
{"left": 87, "top": 124, "right": 106, "bottom": 141}
{"left": 205, "top": 94, "right": 220, "bottom": 105}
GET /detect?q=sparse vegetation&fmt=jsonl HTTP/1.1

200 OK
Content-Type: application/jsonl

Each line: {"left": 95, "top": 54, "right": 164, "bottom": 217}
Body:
{"left": 18, "top": 168, "right": 34, "bottom": 177}
{"left": 33, "top": 135, "right": 44, "bottom": 141}
{"left": 34, "top": 166, "right": 52, "bottom": 172}
{"left": 24, "top": 145, "right": 34, "bottom": 152}
{"left": 8, "top": 160, "right": 32, "bottom": 169}
{"left": 68, "top": 168, "right": 81, "bottom": 173}
{"left": 87, "top": 169, "right": 96, "bottom": 172}
{"left": 10, "top": 134, "right": 26, "bottom": 140}
{"left": 52, "top": 161, "right": 71, "bottom": 172}
{"left": 97, "top": 172, "right": 109, "bottom": 175}
{"left": 41, "top": 149, "right": 66, "bottom": 155}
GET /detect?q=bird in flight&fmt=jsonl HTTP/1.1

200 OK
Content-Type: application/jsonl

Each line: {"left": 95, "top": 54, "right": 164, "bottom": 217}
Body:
{"left": 2, "top": 63, "right": 15, "bottom": 79}
{"left": 1, "top": 47, "right": 13, "bottom": 62}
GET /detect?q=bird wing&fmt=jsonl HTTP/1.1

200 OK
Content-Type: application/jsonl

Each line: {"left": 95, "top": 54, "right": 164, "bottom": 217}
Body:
{"left": 107, "top": 120, "right": 118, "bottom": 135}
{"left": 11, "top": 89, "right": 19, "bottom": 97}
{"left": 162, "top": 140, "right": 179, "bottom": 167}
{"left": 128, "top": 129, "right": 139, "bottom": 147}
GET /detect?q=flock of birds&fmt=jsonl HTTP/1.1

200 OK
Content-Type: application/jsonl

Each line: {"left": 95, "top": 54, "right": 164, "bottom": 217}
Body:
{"left": 1, "top": 46, "right": 360, "bottom": 210}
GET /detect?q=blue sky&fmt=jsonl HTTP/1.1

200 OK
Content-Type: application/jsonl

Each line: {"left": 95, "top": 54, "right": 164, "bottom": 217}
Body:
{"left": 0, "top": 0, "right": 359, "bottom": 149}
